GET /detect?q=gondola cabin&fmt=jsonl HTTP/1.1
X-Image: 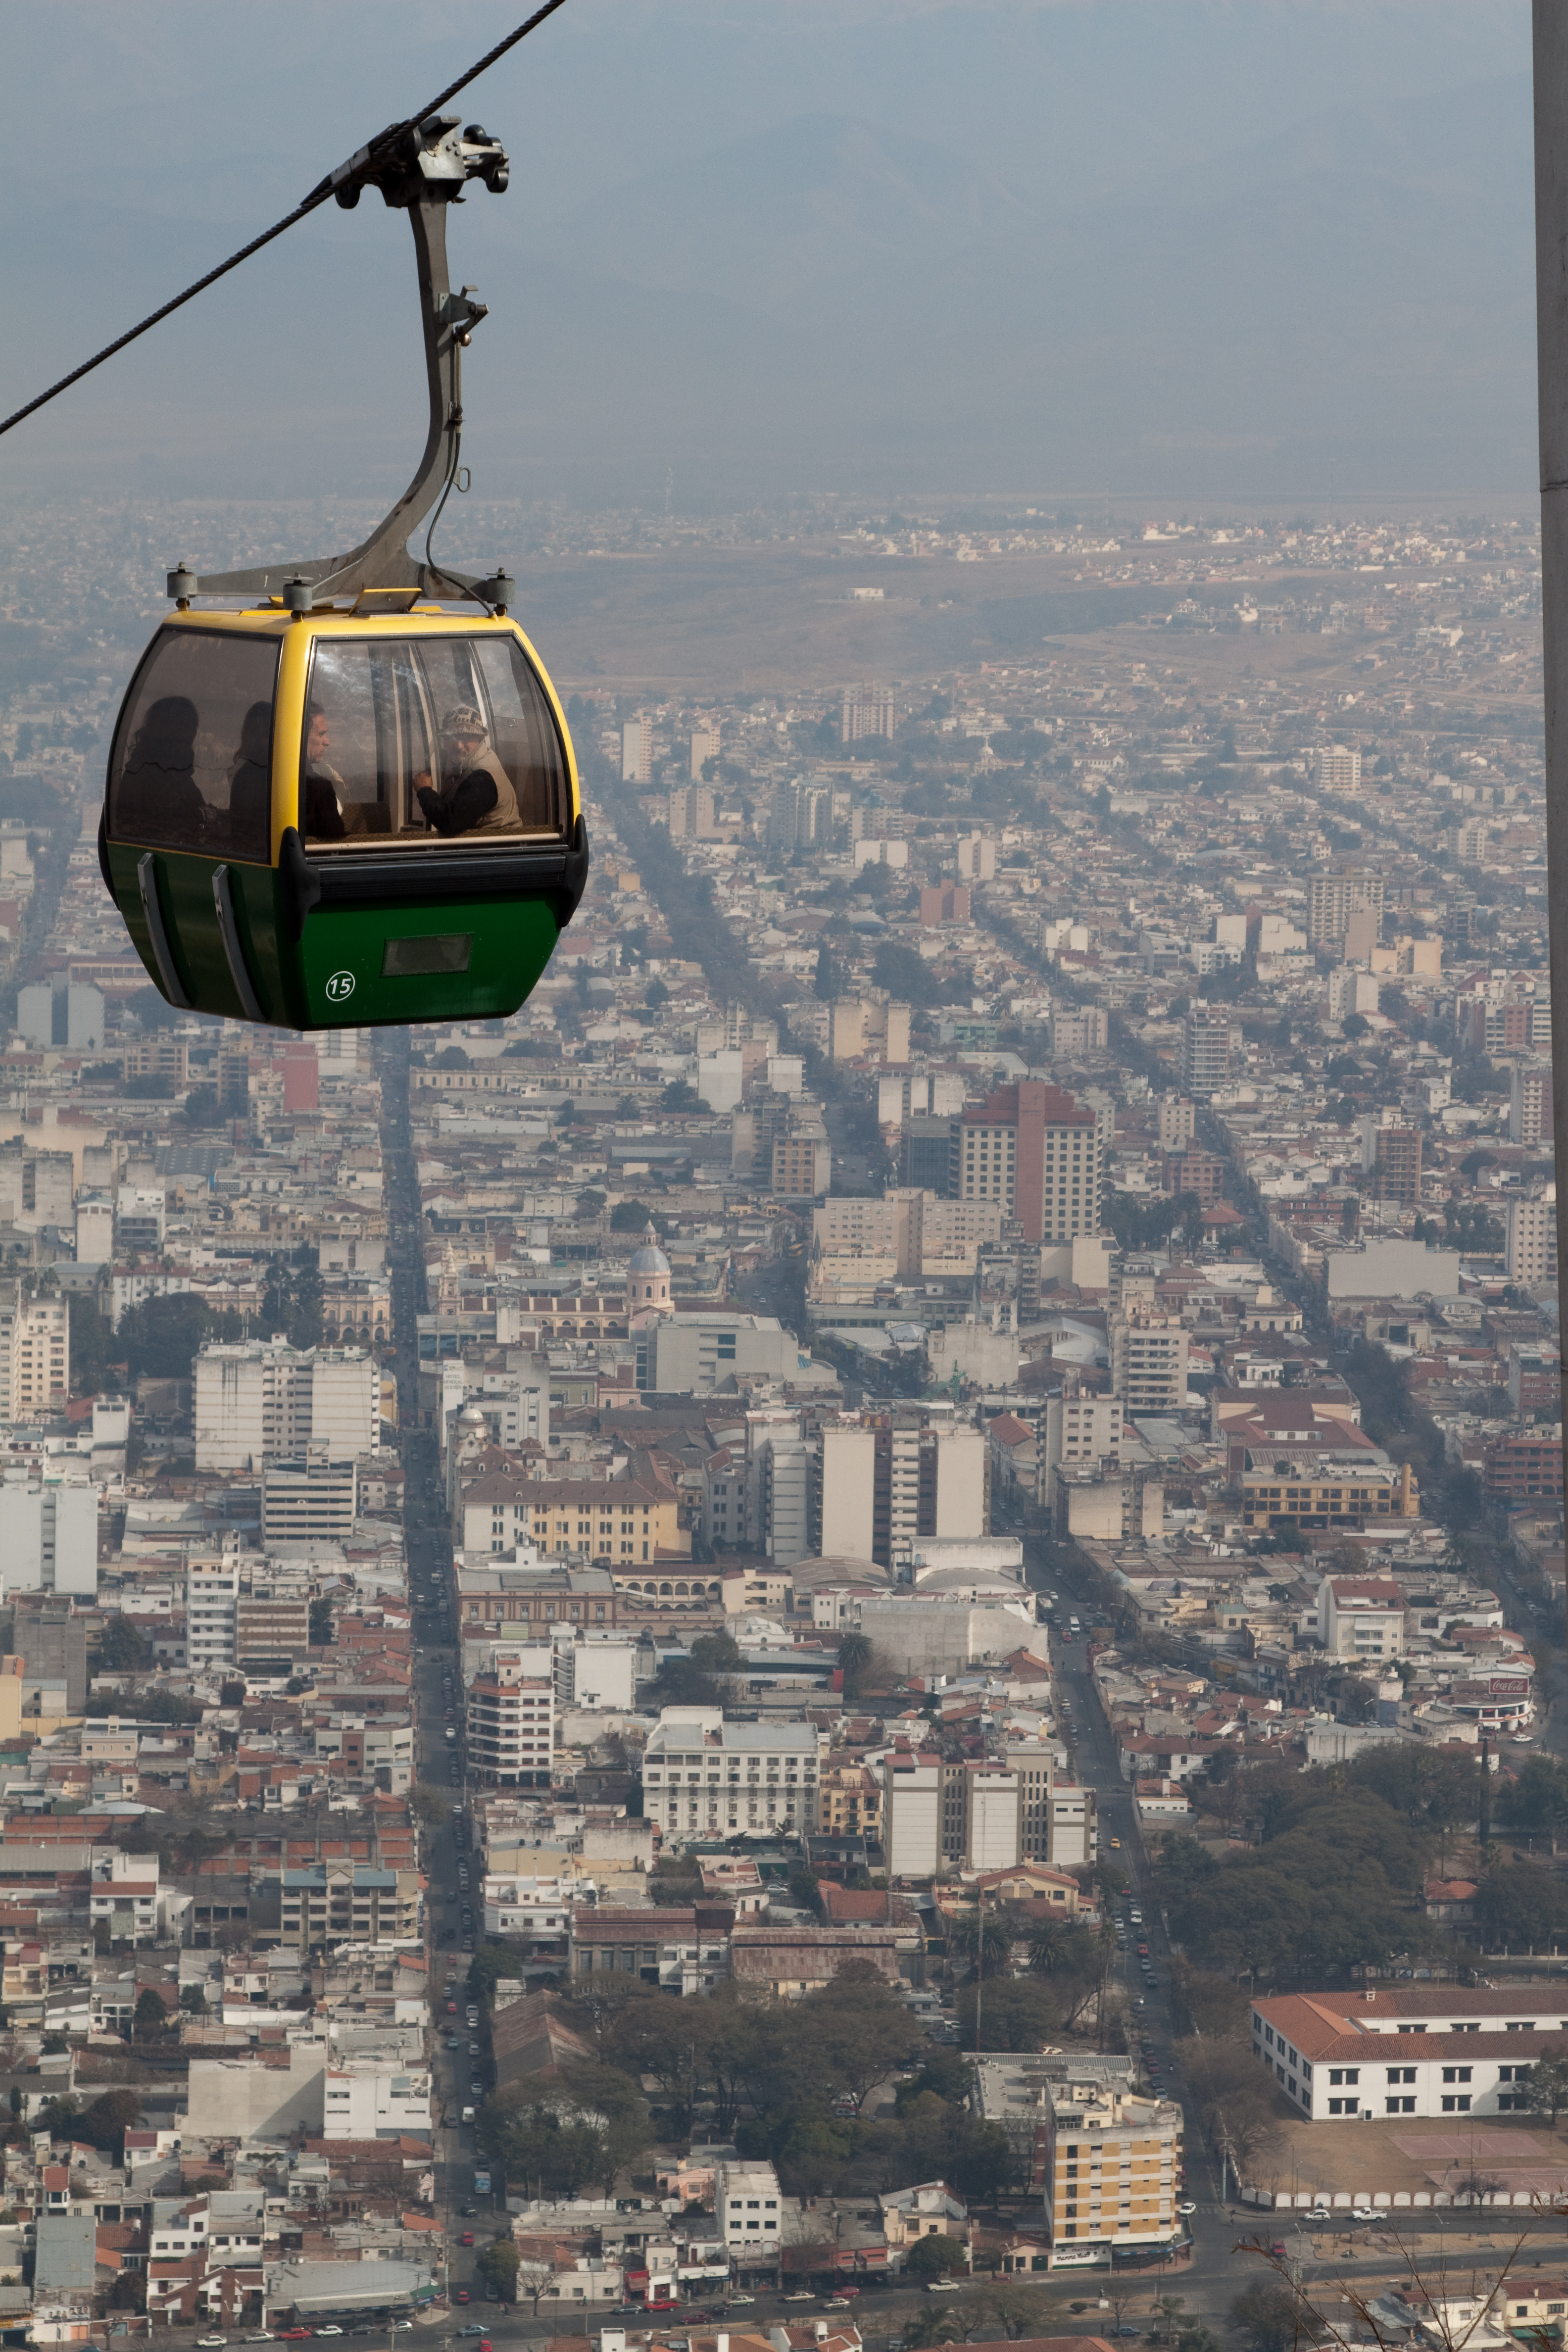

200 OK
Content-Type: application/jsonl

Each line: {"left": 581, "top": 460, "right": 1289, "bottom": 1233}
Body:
{"left": 98, "top": 592, "right": 588, "bottom": 1031}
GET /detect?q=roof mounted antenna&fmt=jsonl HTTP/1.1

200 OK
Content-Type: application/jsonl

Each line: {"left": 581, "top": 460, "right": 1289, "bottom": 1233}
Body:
{"left": 187, "top": 117, "right": 508, "bottom": 606}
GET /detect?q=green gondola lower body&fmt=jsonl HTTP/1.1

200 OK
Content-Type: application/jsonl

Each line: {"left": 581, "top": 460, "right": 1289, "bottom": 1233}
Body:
{"left": 98, "top": 817, "right": 590, "bottom": 1030}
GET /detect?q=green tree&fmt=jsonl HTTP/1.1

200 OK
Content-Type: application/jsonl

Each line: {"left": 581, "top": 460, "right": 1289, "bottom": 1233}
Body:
{"left": 905, "top": 2234, "right": 969, "bottom": 2282}
{"left": 1229, "top": 2282, "right": 1305, "bottom": 2352}
{"left": 99, "top": 1617, "right": 151, "bottom": 1673}
{"left": 116, "top": 1293, "right": 243, "bottom": 1380}
{"left": 1524, "top": 2052, "right": 1568, "bottom": 2129}
{"left": 67, "top": 1295, "right": 117, "bottom": 1395}
{"left": 952, "top": 1977, "right": 1059, "bottom": 2052}
{"left": 132, "top": 1989, "right": 167, "bottom": 2044}
{"left": 476, "top": 2239, "right": 521, "bottom": 2304}
{"left": 309, "top": 1598, "right": 334, "bottom": 1647}
{"left": 178, "top": 1985, "right": 207, "bottom": 2016}
{"left": 407, "top": 1785, "right": 453, "bottom": 1827}
{"left": 79, "top": 2089, "right": 145, "bottom": 2158}
{"left": 872, "top": 940, "right": 943, "bottom": 1009}
{"left": 661, "top": 1079, "right": 701, "bottom": 1111}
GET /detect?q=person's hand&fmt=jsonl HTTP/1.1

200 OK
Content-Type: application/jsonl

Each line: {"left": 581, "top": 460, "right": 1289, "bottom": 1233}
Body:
{"left": 413, "top": 768, "right": 433, "bottom": 792}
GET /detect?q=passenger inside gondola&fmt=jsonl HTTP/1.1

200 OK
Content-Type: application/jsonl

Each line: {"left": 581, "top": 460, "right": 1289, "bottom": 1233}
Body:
{"left": 414, "top": 704, "right": 522, "bottom": 837}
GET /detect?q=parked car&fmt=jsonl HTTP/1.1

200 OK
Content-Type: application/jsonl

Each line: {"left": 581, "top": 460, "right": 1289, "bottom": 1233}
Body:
{"left": 196, "top": 2337, "right": 229, "bottom": 2349}
{"left": 460, "top": 2233, "right": 475, "bottom": 2249}
{"left": 315, "top": 2332, "right": 344, "bottom": 2340}
{"left": 1176, "top": 2202, "right": 1197, "bottom": 2216}
{"left": 456, "top": 2291, "right": 470, "bottom": 2306}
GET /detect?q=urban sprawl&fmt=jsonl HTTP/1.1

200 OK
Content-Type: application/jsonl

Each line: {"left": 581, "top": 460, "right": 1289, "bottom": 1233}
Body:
{"left": 0, "top": 495, "right": 1561, "bottom": 2352}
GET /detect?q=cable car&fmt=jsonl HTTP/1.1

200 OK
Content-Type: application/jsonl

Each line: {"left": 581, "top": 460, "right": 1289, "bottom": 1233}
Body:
{"left": 96, "top": 113, "right": 589, "bottom": 1031}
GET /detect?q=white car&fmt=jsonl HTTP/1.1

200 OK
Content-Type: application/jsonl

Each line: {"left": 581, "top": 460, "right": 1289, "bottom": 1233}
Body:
{"left": 196, "top": 2338, "right": 228, "bottom": 2350}
{"left": 1306, "top": 2208, "right": 1331, "bottom": 2223}
{"left": 1352, "top": 2207, "right": 1376, "bottom": 2224}
{"left": 929, "top": 2282, "right": 966, "bottom": 2296}
{"left": 1176, "top": 2202, "right": 1196, "bottom": 2216}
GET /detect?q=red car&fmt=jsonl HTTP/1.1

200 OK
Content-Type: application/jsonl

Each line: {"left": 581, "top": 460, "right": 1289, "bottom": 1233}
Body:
{"left": 460, "top": 2233, "right": 474, "bottom": 2249}
{"left": 1136, "top": 1943, "right": 1150, "bottom": 1957}
{"left": 479, "top": 2342, "right": 491, "bottom": 2352}
{"left": 447, "top": 2000, "right": 458, "bottom": 2014}
{"left": 455, "top": 2292, "right": 470, "bottom": 2306}
{"left": 834, "top": 2287, "right": 861, "bottom": 2297}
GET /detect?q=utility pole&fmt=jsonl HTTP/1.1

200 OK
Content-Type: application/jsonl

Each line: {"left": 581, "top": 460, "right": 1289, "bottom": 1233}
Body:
{"left": 1532, "top": 1, "right": 1568, "bottom": 1613}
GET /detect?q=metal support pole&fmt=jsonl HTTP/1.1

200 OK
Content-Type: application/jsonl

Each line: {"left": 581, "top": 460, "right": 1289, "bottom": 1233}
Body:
{"left": 1534, "top": 2, "right": 1568, "bottom": 1617}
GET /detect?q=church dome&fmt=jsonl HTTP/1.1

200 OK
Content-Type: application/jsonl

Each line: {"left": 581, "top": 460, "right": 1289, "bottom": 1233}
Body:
{"left": 628, "top": 1225, "right": 671, "bottom": 1276}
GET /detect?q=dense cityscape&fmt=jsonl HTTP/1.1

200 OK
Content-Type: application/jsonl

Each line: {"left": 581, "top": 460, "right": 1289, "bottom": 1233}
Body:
{"left": 0, "top": 483, "right": 1560, "bottom": 2352}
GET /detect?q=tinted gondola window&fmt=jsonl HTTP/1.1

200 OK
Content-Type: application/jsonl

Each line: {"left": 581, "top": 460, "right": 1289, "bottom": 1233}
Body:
{"left": 109, "top": 629, "right": 281, "bottom": 861}
{"left": 301, "top": 635, "right": 567, "bottom": 848}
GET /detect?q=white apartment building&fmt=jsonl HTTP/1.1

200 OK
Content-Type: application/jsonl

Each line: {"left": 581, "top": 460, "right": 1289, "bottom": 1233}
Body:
{"left": 75, "top": 1195, "right": 115, "bottom": 1266}
{"left": 0, "top": 1479, "right": 98, "bottom": 1598}
{"left": 1110, "top": 1314, "right": 1190, "bottom": 1414}
{"left": 481, "top": 1873, "right": 575, "bottom": 1942}
{"left": 187, "top": 1561, "right": 241, "bottom": 1674}
{"left": 1507, "top": 1195, "right": 1557, "bottom": 1290}
{"left": 322, "top": 2061, "right": 432, "bottom": 2140}
{"left": 261, "top": 1454, "right": 358, "bottom": 1545}
{"left": 0, "top": 1293, "right": 68, "bottom": 1420}
{"left": 1317, "top": 1574, "right": 1406, "bottom": 1664}
{"left": 194, "top": 1340, "right": 377, "bottom": 1470}
{"left": 1317, "top": 747, "right": 1363, "bottom": 793}
{"left": 641, "top": 1708, "right": 820, "bottom": 1843}
{"left": 1252, "top": 1987, "right": 1568, "bottom": 2124}
{"left": 1039, "top": 1396, "right": 1122, "bottom": 1495}
{"left": 1157, "top": 1095, "right": 1195, "bottom": 1152}
{"left": 467, "top": 1662, "right": 554, "bottom": 1788}
{"left": 621, "top": 717, "right": 652, "bottom": 784}
{"left": 715, "top": 2158, "right": 784, "bottom": 2254}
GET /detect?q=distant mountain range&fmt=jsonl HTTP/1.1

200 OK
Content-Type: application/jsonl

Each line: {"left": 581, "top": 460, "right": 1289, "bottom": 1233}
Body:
{"left": 0, "top": 10, "right": 1538, "bottom": 511}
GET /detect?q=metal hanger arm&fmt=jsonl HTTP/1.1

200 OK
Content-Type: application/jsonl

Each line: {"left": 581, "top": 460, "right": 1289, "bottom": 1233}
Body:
{"left": 189, "top": 118, "right": 505, "bottom": 603}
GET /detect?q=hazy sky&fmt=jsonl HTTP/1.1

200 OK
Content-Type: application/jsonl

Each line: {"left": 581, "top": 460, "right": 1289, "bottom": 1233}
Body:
{"left": 0, "top": 1, "right": 1538, "bottom": 514}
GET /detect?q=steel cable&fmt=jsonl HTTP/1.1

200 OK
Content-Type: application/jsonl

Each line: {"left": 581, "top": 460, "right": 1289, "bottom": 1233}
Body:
{"left": 0, "top": 0, "right": 571, "bottom": 441}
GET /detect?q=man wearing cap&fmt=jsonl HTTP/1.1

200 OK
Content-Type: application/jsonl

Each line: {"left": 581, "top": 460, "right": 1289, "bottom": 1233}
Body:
{"left": 413, "top": 704, "right": 521, "bottom": 837}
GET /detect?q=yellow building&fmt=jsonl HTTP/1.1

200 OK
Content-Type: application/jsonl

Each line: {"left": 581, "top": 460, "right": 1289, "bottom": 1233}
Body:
{"left": 817, "top": 1763, "right": 882, "bottom": 1840}
{"left": 1046, "top": 2087, "right": 1184, "bottom": 2257}
{"left": 1240, "top": 1453, "right": 1419, "bottom": 1533}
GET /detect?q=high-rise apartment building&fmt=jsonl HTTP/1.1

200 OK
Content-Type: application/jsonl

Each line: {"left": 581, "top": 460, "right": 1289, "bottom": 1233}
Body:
{"left": 1511, "top": 1060, "right": 1554, "bottom": 1148}
{"left": 1038, "top": 1396, "right": 1122, "bottom": 1502}
{"left": 1179, "top": 1005, "right": 1232, "bottom": 1100}
{"left": 1156, "top": 1095, "right": 1196, "bottom": 1153}
{"left": 1359, "top": 1118, "right": 1422, "bottom": 1207}
{"left": 668, "top": 785, "right": 718, "bottom": 839}
{"left": 260, "top": 1454, "right": 359, "bottom": 1545}
{"left": 807, "top": 1416, "right": 989, "bottom": 1568}
{"left": 954, "top": 1082, "right": 1102, "bottom": 1244}
{"left": 841, "top": 684, "right": 895, "bottom": 742}
{"left": 1456, "top": 995, "right": 1551, "bottom": 1059}
{"left": 641, "top": 1708, "right": 821, "bottom": 1841}
{"left": 0, "top": 1292, "right": 69, "bottom": 1421}
{"left": 771, "top": 1120, "right": 832, "bottom": 1200}
{"left": 194, "top": 1341, "right": 377, "bottom": 1471}
{"left": 1507, "top": 1196, "right": 1558, "bottom": 1291}
{"left": 1316, "top": 747, "right": 1363, "bottom": 794}
{"left": 1110, "top": 1314, "right": 1190, "bottom": 1414}
{"left": 187, "top": 1561, "right": 240, "bottom": 1675}
{"left": 1308, "top": 872, "right": 1384, "bottom": 950}
{"left": 1044, "top": 2083, "right": 1184, "bottom": 2254}
{"left": 620, "top": 717, "right": 652, "bottom": 784}
{"left": 467, "top": 1661, "right": 554, "bottom": 1789}
{"left": 0, "top": 1480, "right": 97, "bottom": 1598}
{"left": 690, "top": 722, "right": 722, "bottom": 779}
